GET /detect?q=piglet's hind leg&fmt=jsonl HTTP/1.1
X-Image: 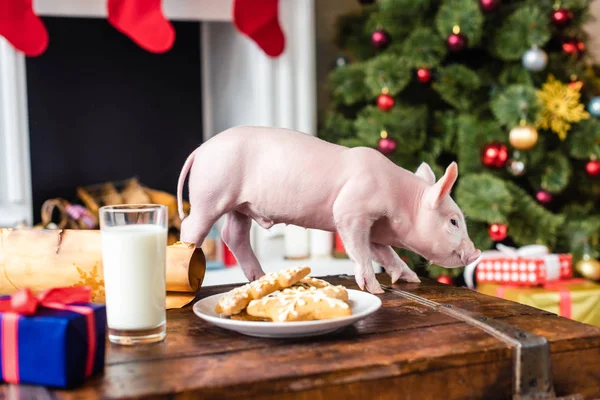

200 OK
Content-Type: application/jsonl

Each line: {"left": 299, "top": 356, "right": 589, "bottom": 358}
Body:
{"left": 222, "top": 211, "right": 265, "bottom": 281}
{"left": 180, "top": 211, "right": 220, "bottom": 249}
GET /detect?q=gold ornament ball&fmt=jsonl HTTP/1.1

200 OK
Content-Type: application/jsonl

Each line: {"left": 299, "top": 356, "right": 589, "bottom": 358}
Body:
{"left": 576, "top": 257, "right": 600, "bottom": 280}
{"left": 509, "top": 125, "right": 538, "bottom": 150}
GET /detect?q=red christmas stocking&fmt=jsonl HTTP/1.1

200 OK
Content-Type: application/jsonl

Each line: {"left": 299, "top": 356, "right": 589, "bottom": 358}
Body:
{"left": 233, "top": 0, "right": 285, "bottom": 57}
{"left": 0, "top": 0, "right": 48, "bottom": 56}
{"left": 107, "top": 0, "right": 175, "bottom": 53}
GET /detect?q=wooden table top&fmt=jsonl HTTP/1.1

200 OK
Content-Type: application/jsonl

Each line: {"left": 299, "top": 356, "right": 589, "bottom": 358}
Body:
{"left": 4, "top": 274, "right": 600, "bottom": 400}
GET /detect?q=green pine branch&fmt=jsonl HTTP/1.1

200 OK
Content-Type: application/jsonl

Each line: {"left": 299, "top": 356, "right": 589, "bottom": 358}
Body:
{"left": 435, "top": 0, "right": 484, "bottom": 46}
{"left": 528, "top": 151, "right": 572, "bottom": 193}
{"left": 490, "top": 5, "right": 552, "bottom": 61}
{"left": 455, "top": 115, "right": 505, "bottom": 174}
{"left": 401, "top": 28, "right": 447, "bottom": 68}
{"left": 433, "top": 65, "right": 481, "bottom": 111}
{"left": 364, "top": 54, "right": 412, "bottom": 96}
{"left": 567, "top": 118, "right": 600, "bottom": 159}
{"left": 455, "top": 173, "right": 513, "bottom": 224}
{"left": 328, "top": 64, "right": 368, "bottom": 106}
{"left": 353, "top": 104, "right": 428, "bottom": 153}
{"left": 490, "top": 84, "right": 541, "bottom": 127}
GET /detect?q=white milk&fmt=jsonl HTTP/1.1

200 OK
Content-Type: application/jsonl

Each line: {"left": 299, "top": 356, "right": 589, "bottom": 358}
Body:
{"left": 101, "top": 224, "right": 167, "bottom": 330}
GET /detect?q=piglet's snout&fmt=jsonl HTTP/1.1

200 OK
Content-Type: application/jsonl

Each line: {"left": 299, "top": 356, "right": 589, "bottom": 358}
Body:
{"left": 460, "top": 241, "right": 481, "bottom": 265}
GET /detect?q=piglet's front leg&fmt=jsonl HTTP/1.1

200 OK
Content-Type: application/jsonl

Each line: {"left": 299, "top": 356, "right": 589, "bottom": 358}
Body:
{"left": 370, "top": 243, "right": 420, "bottom": 284}
{"left": 335, "top": 217, "right": 384, "bottom": 294}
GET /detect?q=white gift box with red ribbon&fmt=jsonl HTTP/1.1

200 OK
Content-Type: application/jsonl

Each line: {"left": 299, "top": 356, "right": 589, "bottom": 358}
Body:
{"left": 464, "top": 244, "right": 572, "bottom": 288}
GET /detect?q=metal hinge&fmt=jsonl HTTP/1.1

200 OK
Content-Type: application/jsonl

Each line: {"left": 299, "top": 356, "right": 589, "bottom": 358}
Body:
{"left": 378, "top": 283, "right": 585, "bottom": 400}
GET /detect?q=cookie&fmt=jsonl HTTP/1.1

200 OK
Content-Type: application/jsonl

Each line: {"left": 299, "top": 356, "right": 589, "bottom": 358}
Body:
{"left": 248, "top": 265, "right": 311, "bottom": 299}
{"left": 214, "top": 284, "right": 253, "bottom": 315}
{"left": 230, "top": 310, "right": 270, "bottom": 322}
{"left": 215, "top": 265, "right": 311, "bottom": 315}
{"left": 246, "top": 287, "right": 352, "bottom": 322}
{"left": 295, "top": 277, "right": 349, "bottom": 302}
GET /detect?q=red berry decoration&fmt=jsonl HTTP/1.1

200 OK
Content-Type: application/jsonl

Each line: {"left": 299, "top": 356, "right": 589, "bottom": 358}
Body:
{"left": 489, "top": 223, "right": 508, "bottom": 242}
{"left": 416, "top": 67, "right": 432, "bottom": 83}
{"left": 536, "top": 190, "right": 552, "bottom": 204}
{"left": 481, "top": 142, "right": 509, "bottom": 169}
{"left": 378, "top": 137, "right": 397, "bottom": 155}
{"left": 568, "top": 80, "right": 583, "bottom": 90}
{"left": 480, "top": 0, "right": 500, "bottom": 12}
{"left": 586, "top": 160, "right": 600, "bottom": 177}
{"left": 563, "top": 39, "right": 585, "bottom": 55}
{"left": 447, "top": 32, "right": 467, "bottom": 52}
{"left": 437, "top": 275, "right": 453, "bottom": 285}
{"left": 372, "top": 29, "right": 390, "bottom": 49}
{"left": 551, "top": 8, "right": 573, "bottom": 26}
{"left": 377, "top": 93, "right": 395, "bottom": 111}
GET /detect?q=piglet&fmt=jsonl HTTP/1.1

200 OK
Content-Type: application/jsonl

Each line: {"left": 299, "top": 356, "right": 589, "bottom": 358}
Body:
{"left": 177, "top": 126, "right": 481, "bottom": 294}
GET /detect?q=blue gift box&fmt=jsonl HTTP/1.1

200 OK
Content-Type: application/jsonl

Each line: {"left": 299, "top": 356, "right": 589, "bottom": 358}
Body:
{"left": 0, "top": 301, "right": 106, "bottom": 388}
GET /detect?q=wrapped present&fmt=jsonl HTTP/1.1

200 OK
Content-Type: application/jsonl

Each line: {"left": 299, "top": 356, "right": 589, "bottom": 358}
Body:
{"left": 464, "top": 244, "right": 572, "bottom": 287}
{"left": 0, "top": 286, "right": 106, "bottom": 388}
{"left": 478, "top": 279, "right": 600, "bottom": 327}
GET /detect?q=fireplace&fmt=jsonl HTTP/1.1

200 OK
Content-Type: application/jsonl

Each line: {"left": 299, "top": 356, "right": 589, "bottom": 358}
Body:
{"left": 0, "top": 0, "right": 317, "bottom": 260}
{"left": 26, "top": 16, "right": 204, "bottom": 223}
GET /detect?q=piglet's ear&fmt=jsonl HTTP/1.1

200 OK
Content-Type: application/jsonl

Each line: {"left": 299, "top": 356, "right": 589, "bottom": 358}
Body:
{"left": 424, "top": 162, "right": 458, "bottom": 208}
{"left": 415, "top": 162, "right": 436, "bottom": 185}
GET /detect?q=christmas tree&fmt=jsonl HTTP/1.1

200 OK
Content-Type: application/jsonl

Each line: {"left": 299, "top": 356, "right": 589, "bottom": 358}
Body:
{"left": 319, "top": 0, "right": 600, "bottom": 280}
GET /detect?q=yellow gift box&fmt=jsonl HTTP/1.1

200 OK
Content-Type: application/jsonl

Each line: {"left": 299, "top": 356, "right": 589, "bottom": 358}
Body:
{"left": 478, "top": 279, "right": 600, "bottom": 328}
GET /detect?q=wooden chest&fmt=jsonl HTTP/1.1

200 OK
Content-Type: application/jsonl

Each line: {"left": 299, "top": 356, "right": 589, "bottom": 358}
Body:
{"left": 5, "top": 274, "right": 600, "bottom": 399}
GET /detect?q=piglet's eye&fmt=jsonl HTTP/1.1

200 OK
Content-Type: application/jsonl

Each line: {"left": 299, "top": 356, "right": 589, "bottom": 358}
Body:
{"left": 450, "top": 219, "right": 458, "bottom": 227}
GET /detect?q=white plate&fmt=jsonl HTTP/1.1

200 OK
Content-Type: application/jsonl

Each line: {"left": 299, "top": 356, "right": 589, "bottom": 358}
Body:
{"left": 192, "top": 289, "right": 382, "bottom": 338}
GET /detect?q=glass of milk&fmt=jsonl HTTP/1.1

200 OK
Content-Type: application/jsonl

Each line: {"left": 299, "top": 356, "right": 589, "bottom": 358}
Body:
{"left": 99, "top": 204, "right": 168, "bottom": 345}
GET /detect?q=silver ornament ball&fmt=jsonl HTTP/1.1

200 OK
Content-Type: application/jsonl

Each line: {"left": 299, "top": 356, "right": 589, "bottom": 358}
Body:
{"left": 588, "top": 97, "right": 600, "bottom": 117}
{"left": 508, "top": 159, "right": 526, "bottom": 176}
{"left": 522, "top": 47, "right": 548, "bottom": 72}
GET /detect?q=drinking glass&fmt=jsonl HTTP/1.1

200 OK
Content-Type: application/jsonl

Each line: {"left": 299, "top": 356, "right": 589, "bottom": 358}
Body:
{"left": 99, "top": 204, "right": 168, "bottom": 345}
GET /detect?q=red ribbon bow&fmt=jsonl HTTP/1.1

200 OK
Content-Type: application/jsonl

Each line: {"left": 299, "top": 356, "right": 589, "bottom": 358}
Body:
{"left": 0, "top": 287, "right": 96, "bottom": 384}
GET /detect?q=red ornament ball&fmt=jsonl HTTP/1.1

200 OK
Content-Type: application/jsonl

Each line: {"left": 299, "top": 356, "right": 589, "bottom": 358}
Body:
{"left": 437, "top": 275, "right": 453, "bottom": 285}
{"left": 447, "top": 32, "right": 467, "bottom": 52}
{"left": 377, "top": 93, "right": 395, "bottom": 111}
{"left": 586, "top": 160, "right": 600, "bottom": 177}
{"left": 536, "top": 190, "right": 552, "bottom": 204}
{"left": 416, "top": 68, "right": 432, "bottom": 83}
{"left": 378, "top": 137, "right": 397, "bottom": 155}
{"left": 481, "top": 142, "right": 509, "bottom": 169}
{"left": 562, "top": 39, "right": 585, "bottom": 55}
{"left": 480, "top": 0, "right": 500, "bottom": 12}
{"left": 551, "top": 8, "right": 573, "bottom": 26}
{"left": 372, "top": 29, "right": 390, "bottom": 49}
{"left": 488, "top": 223, "right": 508, "bottom": 242}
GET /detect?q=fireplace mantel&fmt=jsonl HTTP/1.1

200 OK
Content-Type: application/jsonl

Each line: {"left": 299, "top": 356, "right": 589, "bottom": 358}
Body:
{"left": 0, "top": 0, "right": 316, "bottom": 229}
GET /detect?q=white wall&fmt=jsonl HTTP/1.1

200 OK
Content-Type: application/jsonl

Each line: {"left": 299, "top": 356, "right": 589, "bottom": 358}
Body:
{"left": 0, "top": 39, "right": 31, "bottom": 227}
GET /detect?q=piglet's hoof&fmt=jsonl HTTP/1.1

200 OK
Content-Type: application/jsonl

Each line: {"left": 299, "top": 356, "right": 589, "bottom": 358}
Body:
{"left": 355, "top": 274, "right": 385, "bottom": 294}
{"left": 401, "top": 269, "right": 421, "bottom": 283}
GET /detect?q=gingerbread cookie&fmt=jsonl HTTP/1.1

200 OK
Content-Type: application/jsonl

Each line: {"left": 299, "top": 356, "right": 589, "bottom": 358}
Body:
{"left": 246, "top": 287, "right": 351, "bottom": 322}
{"left": 230, "top": 310, "right": 270, "bottom": 322}
{"left": 215, "top": 265, "right": 311, "bottom": 315}
{"left": 295, "top": 277, "right": 349, "bottom": 302}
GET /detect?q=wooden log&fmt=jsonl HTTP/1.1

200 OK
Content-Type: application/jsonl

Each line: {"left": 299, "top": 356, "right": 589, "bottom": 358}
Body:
{"left": 0, "top": 228, "right": 206, "bottom": 303}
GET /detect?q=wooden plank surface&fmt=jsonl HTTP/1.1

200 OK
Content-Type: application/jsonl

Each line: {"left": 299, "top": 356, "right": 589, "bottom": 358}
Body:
{"left": 4, "top": 274, "right": 600, "bottom": 399}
